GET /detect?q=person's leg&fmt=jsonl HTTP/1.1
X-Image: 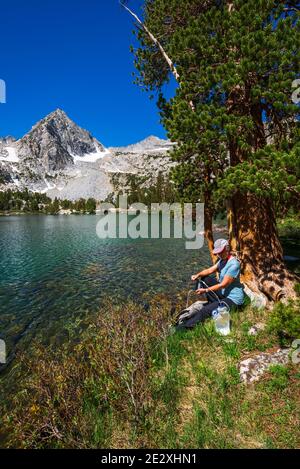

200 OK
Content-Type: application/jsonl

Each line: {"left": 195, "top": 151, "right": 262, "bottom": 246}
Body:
{"left": 176, "top": 300, "right": 220, "bottom": 329}
{"left": 176, "top": 297, "right": 239, "bottom": 331}
{"left": 221, "top": 298, "right": 238, "bottom": 311}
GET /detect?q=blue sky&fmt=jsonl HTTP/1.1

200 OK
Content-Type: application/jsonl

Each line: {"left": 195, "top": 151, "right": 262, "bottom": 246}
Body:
{"left": 0, "top": 0, "right": 175, "bottom": 146}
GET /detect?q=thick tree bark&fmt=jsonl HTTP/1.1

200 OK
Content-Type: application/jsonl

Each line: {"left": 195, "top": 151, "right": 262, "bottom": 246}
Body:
{"left": 226, "top": 80, "right": 299, "bottom": 302}
{"left": 226, "top": 198, "right": 239, "bottom": 253}
{"left": 229, "top": 191, "right": 299, "bottom": 303}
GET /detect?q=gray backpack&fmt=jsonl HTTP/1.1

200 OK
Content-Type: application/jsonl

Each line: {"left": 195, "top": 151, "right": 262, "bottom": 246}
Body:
{"left": 175, "top": 300, "right": 207, "bottom": 326}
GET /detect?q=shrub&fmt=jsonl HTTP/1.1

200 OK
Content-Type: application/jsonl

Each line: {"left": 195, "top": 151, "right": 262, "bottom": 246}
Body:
{"left": 278, "top": 216, "right": 300, "bottom": 239}
{"left": 267, "top": 298, "right": 300, "bottom": 346}
{"left": 266, "top": 365, "right": 290, "bottom": 391}
{"left": 1, "top": 298, "right": 172, "bottom": 448}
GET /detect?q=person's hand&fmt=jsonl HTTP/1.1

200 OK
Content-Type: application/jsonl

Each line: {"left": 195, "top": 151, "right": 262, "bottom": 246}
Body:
{"left": 196, "top": 288, "right": 206, "bottom": 295}
{"left": 191, "top": 274, "right": 198, "bottom": 281}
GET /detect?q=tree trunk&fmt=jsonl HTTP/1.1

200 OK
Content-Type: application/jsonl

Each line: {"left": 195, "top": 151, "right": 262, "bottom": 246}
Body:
{"left": 228, "top": 191, "right": 299, "bottom": 303}
{"left": 226, "top": 90, "right": 299, "bottom": 303}
{"left": 226, "top": 198, "right": 238, "bottom": 253}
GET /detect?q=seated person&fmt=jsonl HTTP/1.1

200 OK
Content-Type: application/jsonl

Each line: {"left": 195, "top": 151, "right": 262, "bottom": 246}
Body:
{"left": 177, "top": 238, "right": 245, "bottom": 329}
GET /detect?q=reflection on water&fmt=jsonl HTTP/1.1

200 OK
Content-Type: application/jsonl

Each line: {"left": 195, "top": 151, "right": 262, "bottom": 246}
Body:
{"left": 0, "top": 215, "right": 211, "bottom": 359}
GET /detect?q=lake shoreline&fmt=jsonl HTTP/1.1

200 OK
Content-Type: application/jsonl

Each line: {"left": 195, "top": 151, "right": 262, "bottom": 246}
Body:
{"left": 0, "top": 210, "right": 229, "bottom": 234}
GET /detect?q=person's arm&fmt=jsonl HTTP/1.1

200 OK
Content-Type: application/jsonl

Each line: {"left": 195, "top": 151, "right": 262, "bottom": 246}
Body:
{"left": 196, "top": 275, "right": 235, "bottom": 295}
{"left": 191, "top": 263, "right": 219, "bottom": 281}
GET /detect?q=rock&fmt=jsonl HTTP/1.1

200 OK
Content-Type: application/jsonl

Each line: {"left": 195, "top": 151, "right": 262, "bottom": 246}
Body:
{"left": 248, "top": 322, "right": 266, "bottom": 336}
{"left": 239, "top": 349, "right": 291, "bottom": 384}
{"left": 58, "top": 209, "right": 72, "bottom": 215}
{"left": 243, "top": 285, "right": 267, "bottom": 309}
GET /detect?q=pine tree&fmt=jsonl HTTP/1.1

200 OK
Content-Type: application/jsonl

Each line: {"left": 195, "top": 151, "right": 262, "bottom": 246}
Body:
{"left": 86, "top": 198, "right": 96, "bottom": 214}
{"left": 49, "top": 197, "right": 60, "bottom": 215}
{"left": 74, "top": 198, "right": 86, "bottom": 213}
{"left": 131, "top": 0, "right": 300, "bottom": 301}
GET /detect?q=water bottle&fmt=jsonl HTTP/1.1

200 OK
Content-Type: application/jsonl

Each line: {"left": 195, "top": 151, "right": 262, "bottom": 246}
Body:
{"left": 212, "top": 302, "right": 231, "bottom": 336}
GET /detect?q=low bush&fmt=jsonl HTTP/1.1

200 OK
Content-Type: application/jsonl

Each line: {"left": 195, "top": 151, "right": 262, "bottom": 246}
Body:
{"left": 267, "top": 298, "right": 300, "bottom": 346}
{"left": 1, "top": 298, "right": 172, "bottom": 448}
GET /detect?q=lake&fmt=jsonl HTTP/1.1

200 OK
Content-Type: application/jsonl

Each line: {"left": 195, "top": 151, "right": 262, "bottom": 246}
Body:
{"left": 0, "top": 214, "right": 212, "bottom": 362}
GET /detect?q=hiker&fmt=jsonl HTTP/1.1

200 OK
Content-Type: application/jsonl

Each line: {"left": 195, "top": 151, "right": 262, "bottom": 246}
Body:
{"left": 177, "top": 238, "right": 245, "bottom": 329}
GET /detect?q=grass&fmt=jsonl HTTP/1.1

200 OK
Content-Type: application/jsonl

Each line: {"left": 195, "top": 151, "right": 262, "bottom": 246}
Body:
{"left": 161, "top": 314, "right": 300, "bottom": 449}
{"left": 0, "top": 295, "right": 299, "bottom": 449}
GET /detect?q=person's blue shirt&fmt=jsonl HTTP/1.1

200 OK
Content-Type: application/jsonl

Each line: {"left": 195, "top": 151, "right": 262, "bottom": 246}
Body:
{"left": 217, "top": 257, "right": 245, "bottom": 305}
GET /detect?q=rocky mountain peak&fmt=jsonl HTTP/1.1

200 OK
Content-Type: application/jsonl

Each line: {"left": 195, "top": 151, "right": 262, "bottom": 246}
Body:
{"left": 17, "top": 110, "right": 105, "bottom": 172}
{"left": 142, "top": 135, "right": 164, "bottom": 143}
{"left": 27, "top": 109, "right": 89, "bottom": 140}
{"left": 0, "top": 136, "right": 16, "bottom": 144}
{"left": 110, "top": 134, "right": 175, "bottom": 155}
{"left": 0, "top": 109, "right": 175, "bottom": 201}
{"left": 47, "top": 108, "right": 67, "bottom": 119}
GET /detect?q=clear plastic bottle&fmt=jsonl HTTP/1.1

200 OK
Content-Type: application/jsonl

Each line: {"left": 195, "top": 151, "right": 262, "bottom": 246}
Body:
{"left": 212, "top": 303, "right": 231, "bottom": 336}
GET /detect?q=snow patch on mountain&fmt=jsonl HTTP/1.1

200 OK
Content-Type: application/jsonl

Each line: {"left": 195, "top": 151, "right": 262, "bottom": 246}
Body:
{"left": 72, "top": 147, "right": 111, "bottom": 163}
{"left": 0, "top": 147, "right": 19, "bottom": 162}
{"left": 110, "top": 135, "right": 175, "bottom": 154}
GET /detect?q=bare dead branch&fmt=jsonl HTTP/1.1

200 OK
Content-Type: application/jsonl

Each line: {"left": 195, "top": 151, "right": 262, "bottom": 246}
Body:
{"left": 120, "top": 1, "right": 180, "bottom": 81}
{"left": 284, "top": 7, "right": 300, "bottom": 12}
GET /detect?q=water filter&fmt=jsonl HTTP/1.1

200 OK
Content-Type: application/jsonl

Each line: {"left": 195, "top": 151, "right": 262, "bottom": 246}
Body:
{"left": 212, "top": 302, "right": 231, "bottom": 336}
